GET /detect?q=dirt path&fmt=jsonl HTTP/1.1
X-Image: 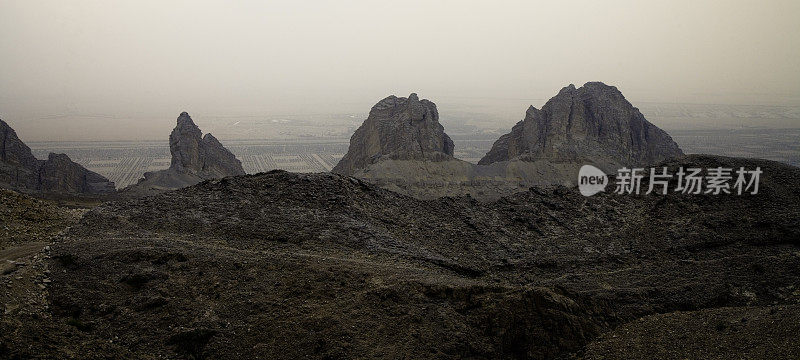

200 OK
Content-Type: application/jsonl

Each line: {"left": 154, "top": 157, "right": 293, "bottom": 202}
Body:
{"left": 0, "top": 242, "right": 46, "bottom": 274}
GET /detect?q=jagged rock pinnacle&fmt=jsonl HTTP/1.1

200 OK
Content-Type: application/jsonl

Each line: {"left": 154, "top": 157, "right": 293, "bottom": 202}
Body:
{"left": 332, "top": 94, "right": 454, "bottom": 175}
{"left": 124, "top": 112, "right": 245, "bottom": 195}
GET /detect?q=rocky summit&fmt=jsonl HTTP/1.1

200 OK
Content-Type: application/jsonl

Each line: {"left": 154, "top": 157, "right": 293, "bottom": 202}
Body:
{"left": 0, "top": 118, "right": 115, "bottom": 195}
{"left": 334, "top": 85, "right": 685, "bottom": 200}
{"left": 169, "top": 112, "right": 244, "bottom": 179}
{"left": 124, "top": 112, "right": 244, "bottom": 195}
{"left": 332, "top": 94, "right": 527, "bottom": 200}
{"left": 479, "top": 82, "right": 683, "bottom": 171}
{"left": 332, "top": 94, "right": 455, "bottom": 176}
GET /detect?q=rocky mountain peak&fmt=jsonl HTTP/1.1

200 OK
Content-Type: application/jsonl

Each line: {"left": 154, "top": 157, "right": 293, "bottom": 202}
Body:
{"left": 198, "top": 132, "right": 245, "bottom": 178}
{"left": 559, "top": 83, "right": 577, "bottom": 94}
{"left": 167, "top": 112, "right": 244, "bottom": 178}
{"left": 169, "top": 112, "right": 204, "bottom": 173}
{"left": 332, "top": 93, "right": 455, "bottom": 175}
{"left": 124, "top": 112, "right": 245, "bottom": 196}
{"left": 38, "top": 153, "right": 116, "bottom": 194}
{"left": 174, "top": 112, "right": 198, "bottom": 133}
{"left": 1, "top": 119, "right": 39, "bottom": 171}
{"left": 478, "top": 82, "right": 683, "bottom": 169}
{"left": 1, "top": 118, "right": 115, "bottom": 194}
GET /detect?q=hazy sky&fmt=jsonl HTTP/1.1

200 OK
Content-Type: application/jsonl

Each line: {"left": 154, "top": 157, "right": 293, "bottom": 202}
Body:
{"left": 1, "top": 0, "right": 799, "bottom": 140}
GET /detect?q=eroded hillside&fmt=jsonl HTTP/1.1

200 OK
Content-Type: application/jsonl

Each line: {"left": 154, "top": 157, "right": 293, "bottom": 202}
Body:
{"left": 1, "top": 155, "right": 798, "bottom": 359}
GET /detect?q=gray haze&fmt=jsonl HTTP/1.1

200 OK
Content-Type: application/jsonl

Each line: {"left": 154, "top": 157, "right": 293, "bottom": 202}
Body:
{"left": 1, "top": 0, "right": 799, "bottom": 141}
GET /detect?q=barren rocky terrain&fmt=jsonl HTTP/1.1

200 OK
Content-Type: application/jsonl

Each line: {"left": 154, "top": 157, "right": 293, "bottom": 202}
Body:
{"left": 1, "top": 154, "right": 798, "bottom": 359}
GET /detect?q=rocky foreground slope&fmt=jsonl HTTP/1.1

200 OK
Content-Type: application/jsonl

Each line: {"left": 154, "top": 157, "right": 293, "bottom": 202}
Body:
{"left": 1, "top": 154, "right": 798, "bottom": 359}
{"left": 0, "top": 189, "right": 84, "bottom": 251}
{"left": 0, "top": 119, "right": 115, "bottom": 195}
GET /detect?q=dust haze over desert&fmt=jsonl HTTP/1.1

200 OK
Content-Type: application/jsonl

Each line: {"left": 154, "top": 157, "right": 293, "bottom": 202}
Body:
{"left": 2, "top": 1, "right": 800, "bottom": 360}
{"left": 1, "top": 0, "right": 799, "bottom": 141}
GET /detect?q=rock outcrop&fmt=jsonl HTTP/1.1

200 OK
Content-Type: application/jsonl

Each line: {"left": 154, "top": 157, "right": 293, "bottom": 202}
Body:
{"left": 0, "top": 118, "right": 115, "bottom": 195}
{"left": 335, "top": 84, "right": 684, "bottom": 200}
{"left": 1, "top": 119, "right": 44, "bottom": 190}
{"left": 124, "top": 112, "right": 244, "bottom": 195}
{"left": 332, "top": 94, "right": 455, "bottom": 175}
{"left": 38, "top": 153, "right": 116, "bottom": 194}
{"left": 169, "top": 113, "right": 244, "bottom": 178}
{"left": 479, "top": 82, "right": 683, "bottom": 170}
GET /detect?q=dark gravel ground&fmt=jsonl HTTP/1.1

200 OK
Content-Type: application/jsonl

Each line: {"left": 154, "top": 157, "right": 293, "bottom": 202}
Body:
{"left": 1, "top": 154, "right": 799, "bottom": 359}
{"left": 0, "top": 189, "right": 84, "bottom": 251}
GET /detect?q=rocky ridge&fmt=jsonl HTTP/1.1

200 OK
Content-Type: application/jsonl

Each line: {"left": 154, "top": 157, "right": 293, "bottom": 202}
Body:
{"left": 0, "top": 118, "right": 115, "bottom": 195}
{"left": 335, "top": 84, "right": 684, "bottom": 200}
